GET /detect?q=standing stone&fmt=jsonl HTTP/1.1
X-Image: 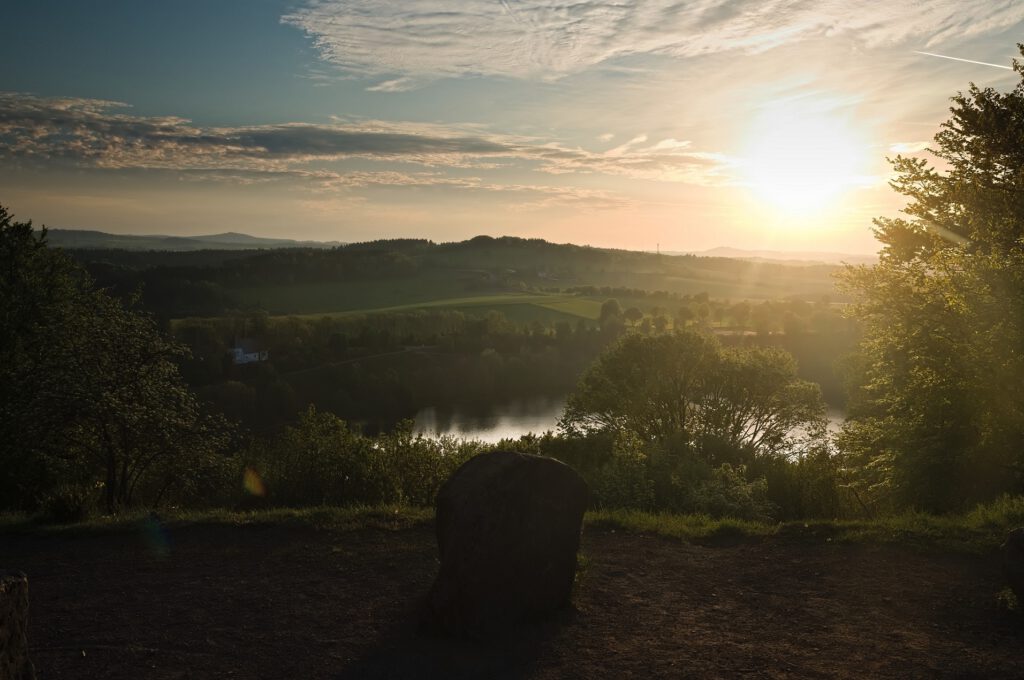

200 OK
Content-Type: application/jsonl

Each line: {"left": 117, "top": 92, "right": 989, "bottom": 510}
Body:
{"left": 0, "top": 571, "right": 36, "bottom": 680}
{"left": 423, "top": 451, "right": 589, "bottom": 638}
{"left": 1002, "top": 527, "right": 1024, "bottom": 605}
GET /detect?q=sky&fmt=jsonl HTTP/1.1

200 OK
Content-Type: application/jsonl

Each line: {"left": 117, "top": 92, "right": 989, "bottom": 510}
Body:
{"left": 1, "top": 1, "right": 1022, "bottom": 254}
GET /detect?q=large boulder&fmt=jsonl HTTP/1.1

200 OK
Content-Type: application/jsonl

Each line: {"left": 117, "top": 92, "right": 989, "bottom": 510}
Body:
{"left": 0, "top": 571, "right": 36, "bottom": 680}
{"left": 1002, "top": 527, "right": 1024, "bottom": 604}
{"left": 423, "top": 451, "right": 589, "bottom": 638}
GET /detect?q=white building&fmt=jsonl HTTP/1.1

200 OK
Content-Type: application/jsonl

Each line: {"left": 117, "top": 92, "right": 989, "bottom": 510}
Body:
{"left": 231, "top": 338, "right": 269, "bottom": 364}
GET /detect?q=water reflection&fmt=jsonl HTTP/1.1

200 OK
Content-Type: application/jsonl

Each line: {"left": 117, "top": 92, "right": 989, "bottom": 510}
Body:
{"left": 415, "top": 398, "right": 846, "bottom": 444}
{"left": 414, "top": 396, "right": 567, "bottom": 443}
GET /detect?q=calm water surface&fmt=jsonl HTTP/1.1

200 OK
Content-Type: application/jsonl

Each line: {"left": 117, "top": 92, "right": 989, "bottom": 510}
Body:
{"left": 415, "top": 398, "right": 846, "bottom": 443}
{"left": 414, "top": 397, "right": 566, "bottom": 443}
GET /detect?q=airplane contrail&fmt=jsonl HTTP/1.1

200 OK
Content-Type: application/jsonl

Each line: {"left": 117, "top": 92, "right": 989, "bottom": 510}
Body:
{"left": 499, "top": 0, "right": 522, "bottom": 24}
{"left": 914, "top": 51, "right": 1012, "bottom": 70}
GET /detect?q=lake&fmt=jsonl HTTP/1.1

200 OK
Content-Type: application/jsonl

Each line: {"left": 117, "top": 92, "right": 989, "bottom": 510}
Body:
{"left": 414, "top": 396, "right": 567, "bottom": 443}
{"left": 415, "top": 398, "right": 846, "bottom": 443}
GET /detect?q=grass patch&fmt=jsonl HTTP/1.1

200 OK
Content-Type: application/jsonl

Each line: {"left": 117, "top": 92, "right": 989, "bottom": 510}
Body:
{"left": 586, "top": 509, "right": 776, "bottom": 543}
{"left": 0, "top": 505, "right": 434, "bottom": 537}
{"left": 587, "top": 497, "right": 1024, "bottom": 553}
{"left": 227, "top": 285, "right": 600, "bottom": 323}
{"left": 233, "top": 274, "right": 470, "bottom": 315}
{"left": 997, "top": 587, "right": 1020, "bottom": 613}
{"left": 4, "top": 495, "right": 1022, "bottom": 554}
{"left": 535, "top": 298, "right": 603, "bottom": 320}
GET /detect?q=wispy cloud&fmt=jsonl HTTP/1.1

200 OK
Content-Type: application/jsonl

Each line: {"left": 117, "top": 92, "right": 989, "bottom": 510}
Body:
{"left": 0, "top": 93, "right": 519, "bottom": 173}
{"left": 0, "top": 92, "right": 728, "bottom": 207}
{"left": 282, "top": 1, "right": 1024, "bottom": 89}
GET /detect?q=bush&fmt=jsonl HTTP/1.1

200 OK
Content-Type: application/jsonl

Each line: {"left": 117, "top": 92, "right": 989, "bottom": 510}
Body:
{"left": 589, "top": 431, "right": 655, "bottom": 510}
{"left": 40, "top": 484, "right": 95, "bottom": 524}
{"left": 551, "top": 430, "right": 777, "bottom": 520}
{"left": 687, "top": 464, "right": 775, "bottom": 522}
{"left": 241, "top": 407, "right": 486, "bottom": 508}
{"left": 751, "top": 445, "right": 850, "bottom": 520}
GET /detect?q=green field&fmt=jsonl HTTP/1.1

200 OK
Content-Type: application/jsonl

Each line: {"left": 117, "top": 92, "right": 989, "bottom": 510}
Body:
{"left": 229, "top": 259, "right": 841, "bottom": 320}
{"left": 272, "top": 292, "right": 603, "bottom": 324}
{"left": 234, "top": 273, "right": 471, "bottom": 315}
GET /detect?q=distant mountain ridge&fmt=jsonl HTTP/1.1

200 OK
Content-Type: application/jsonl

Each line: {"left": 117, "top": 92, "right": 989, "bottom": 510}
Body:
{"left": 47, "top": 229, "right": 343, "bottom": 251}
{"left": 679, "top": 246, "right": 877, "bottom": 265}
{"left": 45, "top": 227, "right": 876, "bottom": 264}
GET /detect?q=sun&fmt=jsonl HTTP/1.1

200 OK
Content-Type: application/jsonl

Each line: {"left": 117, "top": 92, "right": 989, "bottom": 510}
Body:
{"left": 740, "top": 102, "right": 867, "bottom": 216}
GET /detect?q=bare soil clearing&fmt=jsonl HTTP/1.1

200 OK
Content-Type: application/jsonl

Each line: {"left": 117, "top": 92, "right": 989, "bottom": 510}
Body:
{"left": 2, "top": 522, "right": 1021, "bottom": 679}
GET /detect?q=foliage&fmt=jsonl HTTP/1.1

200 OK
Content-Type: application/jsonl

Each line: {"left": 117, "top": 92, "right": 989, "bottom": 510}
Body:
{"left": 839, "top": 47, "right": 1024, "bottom": 512}
{"left": 750, "top": 441, "right": 847, "bottom": 520}
{"left": 177, "top": 308, "right": 614, "bottom": 433}
{"left": 685, "top": 463, "right": 774, "bottom": 522}
{"left": 0, "top": 205, "right": 229, "bottom": 513}
{"left": 40, "top": 484, "right": 96, "bottom": 524}
{"left": 588, "top": 431, "right": 656, "bottom": 510}
{"left": 560, "top": 331, "right": 825, "bottom": 461}
{"left": 553, "top": 331, "right": 828, "bottom": 519}
{"left": 242, "top": 406, "right": 486, "bottom": 508}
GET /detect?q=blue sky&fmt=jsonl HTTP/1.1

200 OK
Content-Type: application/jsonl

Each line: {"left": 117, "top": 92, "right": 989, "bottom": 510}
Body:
{"left": 2, "top": 1, "right": 1022, "bottom": 252}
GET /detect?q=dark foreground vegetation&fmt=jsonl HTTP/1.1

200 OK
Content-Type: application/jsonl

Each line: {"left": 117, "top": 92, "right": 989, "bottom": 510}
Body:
{"left": 4, "top": 55, "right": 1024, "bottom": 536}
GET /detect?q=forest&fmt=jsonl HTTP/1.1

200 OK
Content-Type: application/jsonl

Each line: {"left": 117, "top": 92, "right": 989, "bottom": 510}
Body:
{"left": 3, "top": 64, "right": 1024, "bottom": 528}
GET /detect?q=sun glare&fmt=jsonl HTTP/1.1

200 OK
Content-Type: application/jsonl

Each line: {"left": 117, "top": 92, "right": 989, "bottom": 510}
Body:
{"left": 741, "top": 102, "right": 867, "bottom": 217}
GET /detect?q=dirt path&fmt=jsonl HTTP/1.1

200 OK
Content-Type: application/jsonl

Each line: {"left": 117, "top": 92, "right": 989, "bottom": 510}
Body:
{"left": 2, "top": 522, "right": 1021, "bottom": 679}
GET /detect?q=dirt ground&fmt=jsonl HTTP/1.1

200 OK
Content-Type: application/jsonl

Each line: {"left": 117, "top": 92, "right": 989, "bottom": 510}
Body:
{"left": 2, "top": 521, "right": 1022, "bottom": 679}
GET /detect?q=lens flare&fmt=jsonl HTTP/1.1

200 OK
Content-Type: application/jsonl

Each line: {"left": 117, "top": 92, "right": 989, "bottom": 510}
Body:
{"left": 140, "top": 513, "right": 170, "bottom": 559}
{"left": 243, "top": 467, "right": 267, "bottom": 497}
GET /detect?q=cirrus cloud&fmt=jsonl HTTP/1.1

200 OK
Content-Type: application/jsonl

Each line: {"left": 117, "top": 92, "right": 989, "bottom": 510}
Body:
{"left": 282, "top": 0, "right": 1024, "bottom": 89}
{"left": 0, "top": 92, "right": 732, "bottom": 187}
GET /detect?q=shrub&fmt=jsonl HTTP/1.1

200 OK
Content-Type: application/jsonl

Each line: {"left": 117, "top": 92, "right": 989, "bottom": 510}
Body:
{"left": 242, "top": 407, "right": 485, "bottom": 508}
{"left": 40, "top": 484, "right": 95, "bottom": 524}
{"left": 687, "top": 464, "right": 775, "bottom": 522}
{"left": 589, "top": 431, "right": 655, "bottom": 510}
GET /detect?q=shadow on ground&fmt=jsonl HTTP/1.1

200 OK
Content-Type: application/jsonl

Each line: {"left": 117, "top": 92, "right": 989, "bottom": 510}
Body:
{"left": 336, "top": 607, "right": 577, "bottom": 679}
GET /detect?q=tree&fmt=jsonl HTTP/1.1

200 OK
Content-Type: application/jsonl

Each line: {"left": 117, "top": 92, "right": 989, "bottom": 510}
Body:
{"left": 731, "top": 301, "right": 751, "bottom": 329}
{"left": 838, "top": 47, "right": 1024, "bottom": 512}
{"left": 676, "top": 305, "right": 694, "bottom": 328}
{"left": 0, "top": 206, "right": 228, "bottom": 512}
{"left": 598, "top": 298, "right": 624, "bottom": 336}
{"left": 696, "top": 302, "right": 710, "bottom": 325}
{"left": 599, "top": 298, "right": 622, "bottom": 326}
{"left": 0, "top": 206, "right": 85, "bottom": 508}
{"left": 623, "top": 306, "right": 644, "bottom": 327}
{"left": 559, "top": 332, "right": 824, "bottom": 462}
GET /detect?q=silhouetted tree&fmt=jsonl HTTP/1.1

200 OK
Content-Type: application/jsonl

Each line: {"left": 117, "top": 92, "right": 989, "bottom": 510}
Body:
{"left": 839, "top": 47, "right": 1024, "bottom": 511}
{"left": 560, "top": 332, "right": 824, "bottom": 461}
{"left": 731, "top": 301, "right": 751, "bottom": 329}
{"left": 676, "top": 305, "right": 694, "bottom": 328}
{"left": 623, "top": 307, "right": 644, "bottom": 327}
{"left": 599, "top": 298, "right": 622, "bottom": 327}
{"left": 0, "top": 206, "right": 228, "bottom": 513}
